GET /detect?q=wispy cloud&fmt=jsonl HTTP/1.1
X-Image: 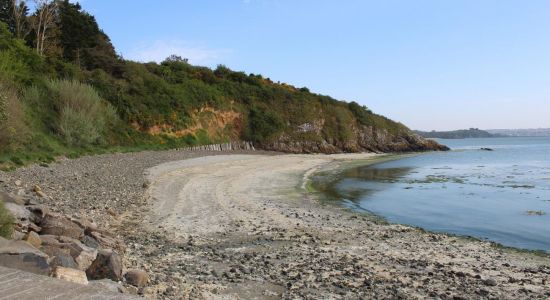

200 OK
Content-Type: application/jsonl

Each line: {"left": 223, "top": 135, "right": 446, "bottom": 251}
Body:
{"left": 126, "top": 40, "right": 230, "bottom": 65}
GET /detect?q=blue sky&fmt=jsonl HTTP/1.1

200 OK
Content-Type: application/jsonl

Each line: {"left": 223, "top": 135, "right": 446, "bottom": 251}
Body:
{"left": 78, "top": 0, "right": 550, "bottom": 131}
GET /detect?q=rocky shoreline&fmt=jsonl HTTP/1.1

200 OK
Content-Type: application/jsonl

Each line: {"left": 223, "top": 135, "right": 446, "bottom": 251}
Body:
{"left": 0, "top": 149, "right": 549, "bottom": 299}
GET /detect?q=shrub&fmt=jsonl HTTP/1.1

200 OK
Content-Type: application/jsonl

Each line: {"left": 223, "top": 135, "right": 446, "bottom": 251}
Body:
{"left": 0, "top": 80, "right": 28, "bottom": 151}
{"left": 47, "top": 79, "right": 119, "bottom": 146}
{"left": 244, "top": 107, "right": 285, "bottom": 143}
{"left": 0, "top": 200, "right": 14, "bottom": 238}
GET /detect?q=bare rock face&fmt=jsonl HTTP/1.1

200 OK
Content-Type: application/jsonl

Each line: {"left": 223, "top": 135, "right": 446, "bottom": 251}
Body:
{"left": 0, "top": 237, "right": 51, "bottom": 275}
{"left": 86, "top": 249, "right": 123, "bottom": 281}
{"left": 124, "top": 269, "right": 149, "bottom": 288}
{"left": 53, "top": 266, "right": 89, "bottom": 285}
{"left": 39, "top": 213, "right": 84, "bottom": 240}
{"left": 258, "top": 126, "right": 449, "bottom": 154}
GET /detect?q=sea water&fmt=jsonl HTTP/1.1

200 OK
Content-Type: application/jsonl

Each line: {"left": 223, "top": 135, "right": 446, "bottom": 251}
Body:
{"left": 322, "top": 137, "right": 550, "bottom": 252}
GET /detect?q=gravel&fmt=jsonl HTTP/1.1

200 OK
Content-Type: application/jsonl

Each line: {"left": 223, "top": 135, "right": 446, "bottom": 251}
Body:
{"left": 1, "top": 149, "right": 549, "bottom": 300}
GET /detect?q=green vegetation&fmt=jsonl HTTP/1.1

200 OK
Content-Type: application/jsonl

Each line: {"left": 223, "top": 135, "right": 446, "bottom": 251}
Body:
{"left": 415, "top": 128, "right": 498, "bottom": 139}
{"left": 0, "top": 0, "right": 426, "bottom": 169}
{"left": 0, "top": 200, "right": 14, "bottom": 238}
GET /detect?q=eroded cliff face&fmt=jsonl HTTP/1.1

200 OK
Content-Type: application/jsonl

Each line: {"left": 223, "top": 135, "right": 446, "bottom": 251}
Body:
{"left": 132, "top": 107, "right": 447, "bottom": 154}
{"left": 257, "top": 125, "right": 449, "bottom": 154}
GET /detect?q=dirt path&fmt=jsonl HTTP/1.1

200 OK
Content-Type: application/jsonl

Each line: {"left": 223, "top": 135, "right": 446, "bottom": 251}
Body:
{"left": 134, "top": 154, "right": 550, "bottom": 299}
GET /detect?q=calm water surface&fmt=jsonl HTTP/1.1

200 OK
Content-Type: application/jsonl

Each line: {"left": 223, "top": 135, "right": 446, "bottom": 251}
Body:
{"left": 321, "top": 137, "right": 550, "bottom": 252}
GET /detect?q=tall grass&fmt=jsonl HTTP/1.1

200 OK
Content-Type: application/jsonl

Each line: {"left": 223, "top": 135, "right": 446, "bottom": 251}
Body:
{"left": 0, "top": 200, "right": 14, "bottom": 238}
{"left": 0, "top": 80, "right": 28, "bottom": 151}
{"left": 47, "top": 80, "right": 118, "bottom": 146}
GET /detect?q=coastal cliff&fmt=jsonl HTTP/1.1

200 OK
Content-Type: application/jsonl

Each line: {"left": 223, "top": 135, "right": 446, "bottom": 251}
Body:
{"left": 0, "top": 3, "right": 446, "bottom": 168}
{"left": 261, "top": 126, "right": 448, "bottom": 153}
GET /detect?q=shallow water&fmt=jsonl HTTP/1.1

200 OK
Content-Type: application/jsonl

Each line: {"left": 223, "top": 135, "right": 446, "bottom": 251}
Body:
{"left": 320, "top": 137, "right": 550, "bottom": 252}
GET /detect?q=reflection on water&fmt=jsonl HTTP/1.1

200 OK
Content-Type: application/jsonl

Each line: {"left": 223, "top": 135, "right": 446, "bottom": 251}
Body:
{"left": 315, "top": 137, "right": 550, "bottom": 252}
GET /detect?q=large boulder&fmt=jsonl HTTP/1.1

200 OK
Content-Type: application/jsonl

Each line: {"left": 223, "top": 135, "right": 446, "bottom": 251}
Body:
{"left": 86, "top": 249, "right": 123, "bottom": 281}
{"left": 53, "top": 266, "right": 89, "bottom": 285}
{"left": 39, "top": 213, "right": 84, "bottom": 239}
{"left": 0, "top": 237, "right": 51, "bottom": 275}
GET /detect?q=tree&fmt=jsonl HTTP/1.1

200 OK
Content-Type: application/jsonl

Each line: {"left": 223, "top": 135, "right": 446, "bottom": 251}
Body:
{"left": 163, "top": 54, "right": 188, "bottom": 64}
{"left": 11, "top": 0, "right": 29, "bottom": 39}
{"left": 0, "top": 0, "right": 14, "bottom": 32}
{"left": 30, "top": 0, "right": 57, "bottom": 55}
{"left": 56, "top": 0, "right": 118, "bottom": 72}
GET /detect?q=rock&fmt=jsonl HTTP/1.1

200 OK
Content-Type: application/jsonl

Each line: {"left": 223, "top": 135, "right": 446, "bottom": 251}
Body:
{"left": 36, "top": 190, "right": 47, "bottom": 198}
{"left": 72, "top": 217, "right": 98, "bottom": 233}
{"left": 73, "top": 245, "right": 98, "bottom": 271}
{"left": 11, "top": 230, "right": 25, "bottom": 240}
{"left": 484, "top": 278, "right": 498, "bottom": 286}
{"left": 24, "top": 231, "right": 42, "bottom": 248}
{"left": 89, "top": 279, "right": 126, "bottom": 294}
{"left": 0, "top": 237, "right": 51, "bottom": 275}
{"left": 125, "top": 285, "right": 139, "bottom": 295}
{"left": 86, "top": 249, "right": 123, "bottom": 281}
{"left": 40, "top": 213, "right": 84, "bottom": 239}
{"left": 526, "top": 210, "right": 545, "bottom": 216}
{"left": 124, "top": 269, "right": 149, "bottom": 288}
{"left": 90, "top": 231, "right": 126, "bottom": 252}
{"left": 82, "top": 235, "right": 100, "bottom": 249}
{"left": 53, "top": 266, "right": 89, "bottom": 285}
{"left": 26, "top": 205, "right": 49, "bottom": 223}
{"left": 51, "top": 236, "right": 97, "bottom": 271}
{"left": 33, "top": 185, "right": 47, "bottom": 198}
{"left": 41, "top": 235, "right": 97, "bottom": 271}
{"left": 0, "top": 191, "right": 25, "bottom": 205}
{"left": 49, "top": 250, "right": 78, "bottom": 269}
{"left": 106, "top": 208, "right": 117, "bottom": 217}
{"left": 14, "top": 180, "right": 22, "bottom": 186}
{"left": 4, "top": 202, "right": 32, "bottom": 222}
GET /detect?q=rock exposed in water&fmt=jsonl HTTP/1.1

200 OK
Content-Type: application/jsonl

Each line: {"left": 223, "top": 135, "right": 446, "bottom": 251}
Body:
{"left": 86, "top": 249, "right": 123, "bottom": 281}
{"left": 0, "top": 237, "right": 51, "bottom": 275}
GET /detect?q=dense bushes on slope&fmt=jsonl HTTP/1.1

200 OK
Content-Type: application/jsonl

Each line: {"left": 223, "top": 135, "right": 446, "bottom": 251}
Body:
{"left": 0, "top": 1, "right": 445, "bottom": 168}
